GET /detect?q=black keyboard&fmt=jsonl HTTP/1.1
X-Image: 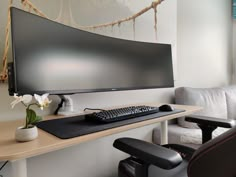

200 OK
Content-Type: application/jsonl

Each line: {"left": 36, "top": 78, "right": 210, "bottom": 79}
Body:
{"left": 85, "top": 105, "right": 159, "bottom": 123}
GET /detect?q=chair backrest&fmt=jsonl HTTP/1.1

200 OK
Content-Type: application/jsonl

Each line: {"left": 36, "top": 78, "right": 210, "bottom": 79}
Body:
{"left": 187, "top": 126, "right": 236, "bottom": 177}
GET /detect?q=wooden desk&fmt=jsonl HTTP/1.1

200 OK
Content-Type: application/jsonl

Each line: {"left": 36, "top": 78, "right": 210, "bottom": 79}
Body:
{"left": 0, "top": 103, "right": 201, "bottom": 177}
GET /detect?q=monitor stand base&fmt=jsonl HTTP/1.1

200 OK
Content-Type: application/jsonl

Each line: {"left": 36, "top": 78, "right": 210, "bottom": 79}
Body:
{"left": 55, "top": 95, "right": 82, "bottom": 115}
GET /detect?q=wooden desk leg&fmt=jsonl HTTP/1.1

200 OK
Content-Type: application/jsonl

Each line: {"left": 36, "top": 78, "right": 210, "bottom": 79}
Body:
{"left": 160, "top": 120, "right": 168, "bottom": 145}
{"left": 11, "top": 159, "right": 27, "bottom": 177}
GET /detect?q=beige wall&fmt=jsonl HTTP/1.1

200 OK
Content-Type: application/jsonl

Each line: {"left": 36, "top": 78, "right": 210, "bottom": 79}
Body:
{"left": 0, "top": 0, "right": 233, "bottom": 177}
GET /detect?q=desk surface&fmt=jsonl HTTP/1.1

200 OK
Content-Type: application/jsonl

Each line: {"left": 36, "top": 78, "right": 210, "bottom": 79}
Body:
{"left": 0, "top": 103, "right": 201, "bottom": 161}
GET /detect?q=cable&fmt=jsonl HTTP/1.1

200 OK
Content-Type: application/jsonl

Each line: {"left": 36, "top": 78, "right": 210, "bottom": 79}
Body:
{"left": 54, "top": 98, "right": 64, "bottom": 115}
{"left": 84, "top": 108, "right": 106, "bottom": 112}
{"left": 0, "top": 161, "right": 8, "bottom": 172}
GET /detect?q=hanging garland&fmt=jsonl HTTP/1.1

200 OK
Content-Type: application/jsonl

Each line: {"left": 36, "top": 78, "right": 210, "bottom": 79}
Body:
{"left": 21, "top": 0, "right": 47, "bottom": 17}
{"left": 0, "top": 0, "right": 13, "bottom": 82}
{"left": 79, "top": 0, "right": 163, "bottom": 30}
{"left": 0, "top": 0, "right": 165, "bottom": 82}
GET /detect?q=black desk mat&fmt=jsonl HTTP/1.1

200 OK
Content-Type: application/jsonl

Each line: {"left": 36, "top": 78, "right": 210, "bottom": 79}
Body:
{"left": 36, "top": 109, "right": 185, "bottom": 139}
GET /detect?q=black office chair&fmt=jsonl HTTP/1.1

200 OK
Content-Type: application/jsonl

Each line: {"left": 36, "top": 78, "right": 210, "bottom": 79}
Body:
{"left": 113, "top": 116, "right": 236, "bottom": 177}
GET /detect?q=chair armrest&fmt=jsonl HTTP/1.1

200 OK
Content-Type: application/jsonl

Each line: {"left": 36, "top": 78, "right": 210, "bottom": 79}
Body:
{"left": 185, "top": 115, "right": 236, "bottom": 128}
{"left": 113, "top": 138, "right": 182, "bottom": 170}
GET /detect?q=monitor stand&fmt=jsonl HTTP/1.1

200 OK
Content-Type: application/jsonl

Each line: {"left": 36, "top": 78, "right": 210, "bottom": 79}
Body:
{"left": 55, "top": 95, "right": 81, "bottom": 115}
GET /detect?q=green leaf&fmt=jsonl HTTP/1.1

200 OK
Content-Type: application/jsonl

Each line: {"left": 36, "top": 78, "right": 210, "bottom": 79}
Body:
{"left": 26, "top": 108, "right": 36, "bottom": 125}
{"left": 32, "top": 116, "right": 42, "bottom": 124}
{"left": 25, "top": 109, "right": 42, "bottom": 127}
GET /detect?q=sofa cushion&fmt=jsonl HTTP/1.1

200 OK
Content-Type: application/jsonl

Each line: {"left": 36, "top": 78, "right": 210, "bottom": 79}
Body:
{"left": 153, "top": 125, "right": 200, "bottom": 149}
{"left": 175, "top": 87, "right": 228, "bottom": 129}
{"left": 223, "top": 85, "right": 236, "bottom": 120}
{"left": 153, "top": 124, "right": 229, "bottom": 147}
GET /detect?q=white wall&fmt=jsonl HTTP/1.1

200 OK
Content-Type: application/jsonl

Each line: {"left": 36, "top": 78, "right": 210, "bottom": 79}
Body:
{"left": 176, "top": 0, "right": 232, "bottom": 87}
{"left": 233, "top": 20, "right": 236, "bottom": 83}
{"left": 0, "top": 0, "right": 233, "bottom": 177}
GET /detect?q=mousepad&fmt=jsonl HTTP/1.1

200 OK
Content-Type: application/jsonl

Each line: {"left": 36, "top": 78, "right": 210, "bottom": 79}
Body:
{"left": 36, "top": 109, "right": 185, "bottom": 139}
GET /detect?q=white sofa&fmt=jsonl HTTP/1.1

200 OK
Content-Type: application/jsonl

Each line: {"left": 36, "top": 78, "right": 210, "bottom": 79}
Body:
{"left": 153, "top": 86, "right": 236, "bottom": 148}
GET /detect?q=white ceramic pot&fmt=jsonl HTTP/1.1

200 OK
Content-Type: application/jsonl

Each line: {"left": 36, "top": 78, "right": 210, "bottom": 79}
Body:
{"left": 15, "top": 126, "right": 38, "bottom": 142}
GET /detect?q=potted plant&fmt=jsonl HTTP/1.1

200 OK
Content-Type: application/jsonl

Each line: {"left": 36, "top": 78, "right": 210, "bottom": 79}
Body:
{"left": 11, "top": 93, "right": 52, "bottom": 142}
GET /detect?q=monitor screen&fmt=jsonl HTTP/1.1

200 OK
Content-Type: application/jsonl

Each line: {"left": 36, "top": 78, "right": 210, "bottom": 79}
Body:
{"left": 9, "top": 7, "right": 174, "bottom": 95}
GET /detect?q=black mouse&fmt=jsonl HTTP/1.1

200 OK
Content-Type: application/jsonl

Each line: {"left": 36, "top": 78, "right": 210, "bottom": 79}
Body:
{"left": 159, "top": 104, "right": 174, "bottom": 112}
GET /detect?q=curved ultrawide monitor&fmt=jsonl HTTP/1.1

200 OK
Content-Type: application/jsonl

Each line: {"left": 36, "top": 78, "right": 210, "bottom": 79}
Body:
{"left": 9, "top": 7, "right": 174, "bottom": 95}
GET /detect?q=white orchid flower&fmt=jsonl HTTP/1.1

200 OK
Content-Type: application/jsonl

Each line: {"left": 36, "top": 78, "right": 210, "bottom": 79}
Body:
{"left": 10, "top": 94, "right": 33, "bottom": 108}
{"left": 34, "top": 93, "right": 52, "bottom": 110}
{"left": 22, "top": 95, "right": 33, "bottom": 104}
{"left": 11, "top": 93, "right": 23, "bottom": 108}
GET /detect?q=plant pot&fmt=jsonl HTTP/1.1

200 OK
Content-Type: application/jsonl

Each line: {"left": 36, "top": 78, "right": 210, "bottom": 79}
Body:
{"left": 15, "top": 126, "right": 38, "bottom": 142}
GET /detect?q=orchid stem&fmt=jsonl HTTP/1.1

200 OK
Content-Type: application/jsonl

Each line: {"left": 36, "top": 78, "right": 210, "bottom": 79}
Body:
{"left": 25, "top": 108, "right": 28, "bottom": 129}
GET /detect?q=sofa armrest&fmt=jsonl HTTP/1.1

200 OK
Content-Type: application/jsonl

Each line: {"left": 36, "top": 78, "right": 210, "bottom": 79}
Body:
{"left": 113, "top": 138, "right": 182, "bottom": 170}
{"left": 185, "top": 115, "right": 236, "bottom": 128}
